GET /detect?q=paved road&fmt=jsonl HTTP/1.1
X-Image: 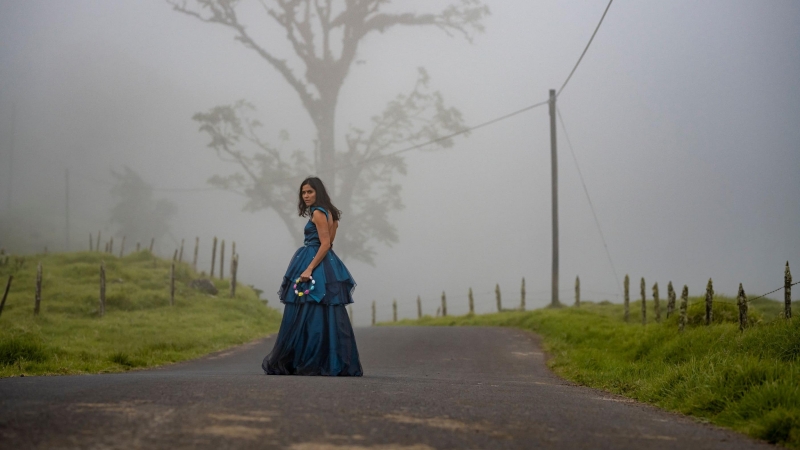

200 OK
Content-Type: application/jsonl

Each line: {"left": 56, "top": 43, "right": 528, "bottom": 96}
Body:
{"left": 0, "top": 327, "right": 773, "bottom": 449}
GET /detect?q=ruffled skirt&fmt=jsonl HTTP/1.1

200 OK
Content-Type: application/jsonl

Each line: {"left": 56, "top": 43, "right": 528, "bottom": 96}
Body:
{"left": 263, "top": 246, "right": 362, "bottom": 376}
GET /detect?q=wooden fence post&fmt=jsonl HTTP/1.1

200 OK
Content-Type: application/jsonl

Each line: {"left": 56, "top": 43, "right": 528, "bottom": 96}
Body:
{"left": 170, "top": 262, "right": 175, "bottom": 306}
{"left": 232, "top": 241, "right": 236, "bottom": 264}
{"left": 441, "top": 291, "right": 447, "bottom": 317}
{"left": 393, "top": 299, "right": 397, "bottom": 322}
{"left": 193, "top": 237, "right": 199, "bottom": 271}
{"left": 136, "top": 242, "right": 140, "bottom": 252}
{"left": 210, "top": 237, "right": 218, "bottom": 278}
{"left": 623, "top": 274, "right": 630, "bottom": 322}
{"left": 640, "top": 277, "right": 646, "bottom": 325}
{"left": 521, "top": 277, "right": 526, "bottom": 311}
{"left": 172, "top": 249, "right": 178, "bottom": 261}
{"left": 679, "top": 285, "right": 688, "bottom": 332}
{"left": 705, "top": 278, "right": 714, "bottom": 325}
{"left": 178, "top": 239, "right": 184, "bottom": 263}
{"left": 109, "top": 237, "right": 114, "bottom": 255}
{"left": 575, "top": 276, "right": 580, "bottom": 307}
{"left": 99, "top": 262, "right": 106, "bottom": 317}
{"left": 0, "top": 275, "right": 13, "bottom": 318}
{"left": 104, "top": 242, "right": 109, "bottom": 253}
{"left": 229, "top": 254, "right": 238, "bottom": 298}
{"left": 666, "top": 281, "right": 675, "bottom": 318}
{"left": 652, "top": 282, "right": 660, "bottom": 323}
{"left": 496, "top": 284, "right": 502, "bottom": 312}
{"left": 34, "top": 262, "right": 42, "bottom": 315}
{"left": 469, "top": 288, "right": 475, "bottom": 314}
{"left": 89, "top": 233, "right": 93, "bottom": 251}
{"left": 96, "top": 231, "right": 101, "bottom": 252}
{"left": 737, "top": 283, "right": 747, "bottom": 331}
{"left": 149, "top": 238, "right": 155, "bottom": 253}
{"left": 371, "top": 301, "right": 376, "bottom": 326}
{"left": 786, "top": 261, "right": 792, "bottom": 319}
{"left": 119, "top": 236, "right": 125, "bottom": 258}
{"left": 220, "top": 240, "right": 225, "bottom": 280}
{"left": 417, "top": 295, "right": 422, "bottom": 319}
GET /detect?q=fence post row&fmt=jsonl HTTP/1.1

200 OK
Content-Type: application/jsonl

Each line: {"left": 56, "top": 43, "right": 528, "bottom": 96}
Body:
{"left": 441, "top": 291, "right": 447, "bottom": 317}
{"left": 640, "top": 277, "right": 646, "bottom": 325}
{"left": 652, "top": 282, "right": 660, "bottom": 323}
{"left": 705, "top": 278, "right": 714, "bottom": 326}
{"left": 679, "top": 285, "right": 688, "bottom": 332}
{"left": 786, "top": 261, "right": 792, "bottom": 319}
{"left": 468, "top": 288, "right": 475, "bottom": 314}
{"left": 623, "top": 274, "right": 630, "bottom": 322}
{"left": 737, "top": 283, "right": 747, "bottom": 331}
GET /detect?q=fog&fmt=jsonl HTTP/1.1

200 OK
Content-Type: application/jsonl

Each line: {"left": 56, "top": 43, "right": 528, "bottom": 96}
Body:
{"left": 1, "top": 0, "right": 798, "bottom": 325}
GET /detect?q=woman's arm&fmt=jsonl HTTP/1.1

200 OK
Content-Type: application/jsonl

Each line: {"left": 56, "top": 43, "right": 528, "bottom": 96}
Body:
{"left": 300, "top": 210, "right": 331, "bottom": 281}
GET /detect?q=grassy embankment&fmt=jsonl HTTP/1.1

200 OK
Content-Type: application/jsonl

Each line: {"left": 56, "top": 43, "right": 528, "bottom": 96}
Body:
{"left": 387, "top": 298, "right": 800, "bottom": 448}
{"left": 0, "top": 251, "right": 281, "bottom": 377}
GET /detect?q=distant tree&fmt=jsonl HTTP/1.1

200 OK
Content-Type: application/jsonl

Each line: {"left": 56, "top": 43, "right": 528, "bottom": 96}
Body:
{"left": 110, "top": 167, "right": 177, "bottom": 249}
{"left": 169, "top": 0, "right": 490, "bottom": 264}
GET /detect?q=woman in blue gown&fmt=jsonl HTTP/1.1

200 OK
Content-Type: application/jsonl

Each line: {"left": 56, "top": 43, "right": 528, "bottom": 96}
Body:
{"left": 262, "top": 177, "right": 363, "bottom": 376}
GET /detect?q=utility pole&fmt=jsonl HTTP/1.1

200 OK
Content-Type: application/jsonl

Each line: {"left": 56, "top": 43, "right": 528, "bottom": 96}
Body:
{"left": 65, "top": 169, "right": 70, "bottom": 251}
{"left": 7, "top": 103, "right": 15, "bottom": 213}
{"left": 548, "top": 89, "right": 560, "bottom": 307}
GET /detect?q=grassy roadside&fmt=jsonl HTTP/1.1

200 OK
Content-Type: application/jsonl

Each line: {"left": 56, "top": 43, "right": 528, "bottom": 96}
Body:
{"left": 385, "top": 299, "right": 800, "bottom": 448}
{"left": 0, "top": 251, "right": 281, "bottom": 377}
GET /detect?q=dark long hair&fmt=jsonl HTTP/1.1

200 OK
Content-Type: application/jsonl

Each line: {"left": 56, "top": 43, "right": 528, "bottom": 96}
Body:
{"left": 297, "top": 177, "right": 341, "bottom": 222}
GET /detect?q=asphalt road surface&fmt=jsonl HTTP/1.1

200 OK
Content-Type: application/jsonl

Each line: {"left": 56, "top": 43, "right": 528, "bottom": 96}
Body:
{"left": 0, "top": 326, "right": 774, "bottom": 449}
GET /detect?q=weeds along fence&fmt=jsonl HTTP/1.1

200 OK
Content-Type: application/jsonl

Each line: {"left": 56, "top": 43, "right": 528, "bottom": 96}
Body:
{"left": 0, "top": 233, "right": 247, "bottom": 319}
{"left": 373, "top": 262, "right": 797, "bottom": 331}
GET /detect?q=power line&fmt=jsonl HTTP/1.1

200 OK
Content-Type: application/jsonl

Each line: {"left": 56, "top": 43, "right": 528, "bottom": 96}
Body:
{"left": 557, "top": 0, "right": 614, "bottom": 97}
{"left": 556, "top": 105, "right": 623, "bottom": 300}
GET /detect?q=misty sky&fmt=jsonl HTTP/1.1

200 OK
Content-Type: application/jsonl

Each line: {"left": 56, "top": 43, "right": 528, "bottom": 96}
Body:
{"left": 1, "top": 0, "right": 798, "bottom": 325}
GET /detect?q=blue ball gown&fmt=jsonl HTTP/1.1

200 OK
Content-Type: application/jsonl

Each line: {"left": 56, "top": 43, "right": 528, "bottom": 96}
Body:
{"left": 262, "top": 206, "right": 363, "bottom": 376}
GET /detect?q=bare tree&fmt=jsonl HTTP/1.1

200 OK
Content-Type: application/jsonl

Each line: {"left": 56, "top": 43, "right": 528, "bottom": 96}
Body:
{"left": 170, "top": 0, "right": 489, "bottom": 263}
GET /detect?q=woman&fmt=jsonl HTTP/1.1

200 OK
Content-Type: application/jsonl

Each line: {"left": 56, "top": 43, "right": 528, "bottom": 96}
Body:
{"left": 262, "top": 177, "right": 363, "bottom": 376}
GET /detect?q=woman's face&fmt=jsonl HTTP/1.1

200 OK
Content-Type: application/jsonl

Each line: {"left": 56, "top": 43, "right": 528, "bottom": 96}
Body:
{"left": 301, "top": 184, "right": 316, "bottom": 206}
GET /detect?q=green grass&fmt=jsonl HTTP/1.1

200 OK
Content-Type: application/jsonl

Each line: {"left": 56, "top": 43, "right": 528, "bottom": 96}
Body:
{"left": 386, "top": 298, "right": 800, "bottom": 448}
{"left": 0, "top": 250, "right": 281, "bottom": 377}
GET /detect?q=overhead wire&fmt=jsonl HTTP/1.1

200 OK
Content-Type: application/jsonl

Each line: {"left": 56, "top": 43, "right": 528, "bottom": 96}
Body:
{"left": 557, "top": 0, "right": 614, "bottom": 97}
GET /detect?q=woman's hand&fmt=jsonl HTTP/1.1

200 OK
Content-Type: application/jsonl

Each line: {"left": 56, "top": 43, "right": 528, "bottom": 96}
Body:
{"left": 300, "top": 268, "right": 313, "bottom": 282}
